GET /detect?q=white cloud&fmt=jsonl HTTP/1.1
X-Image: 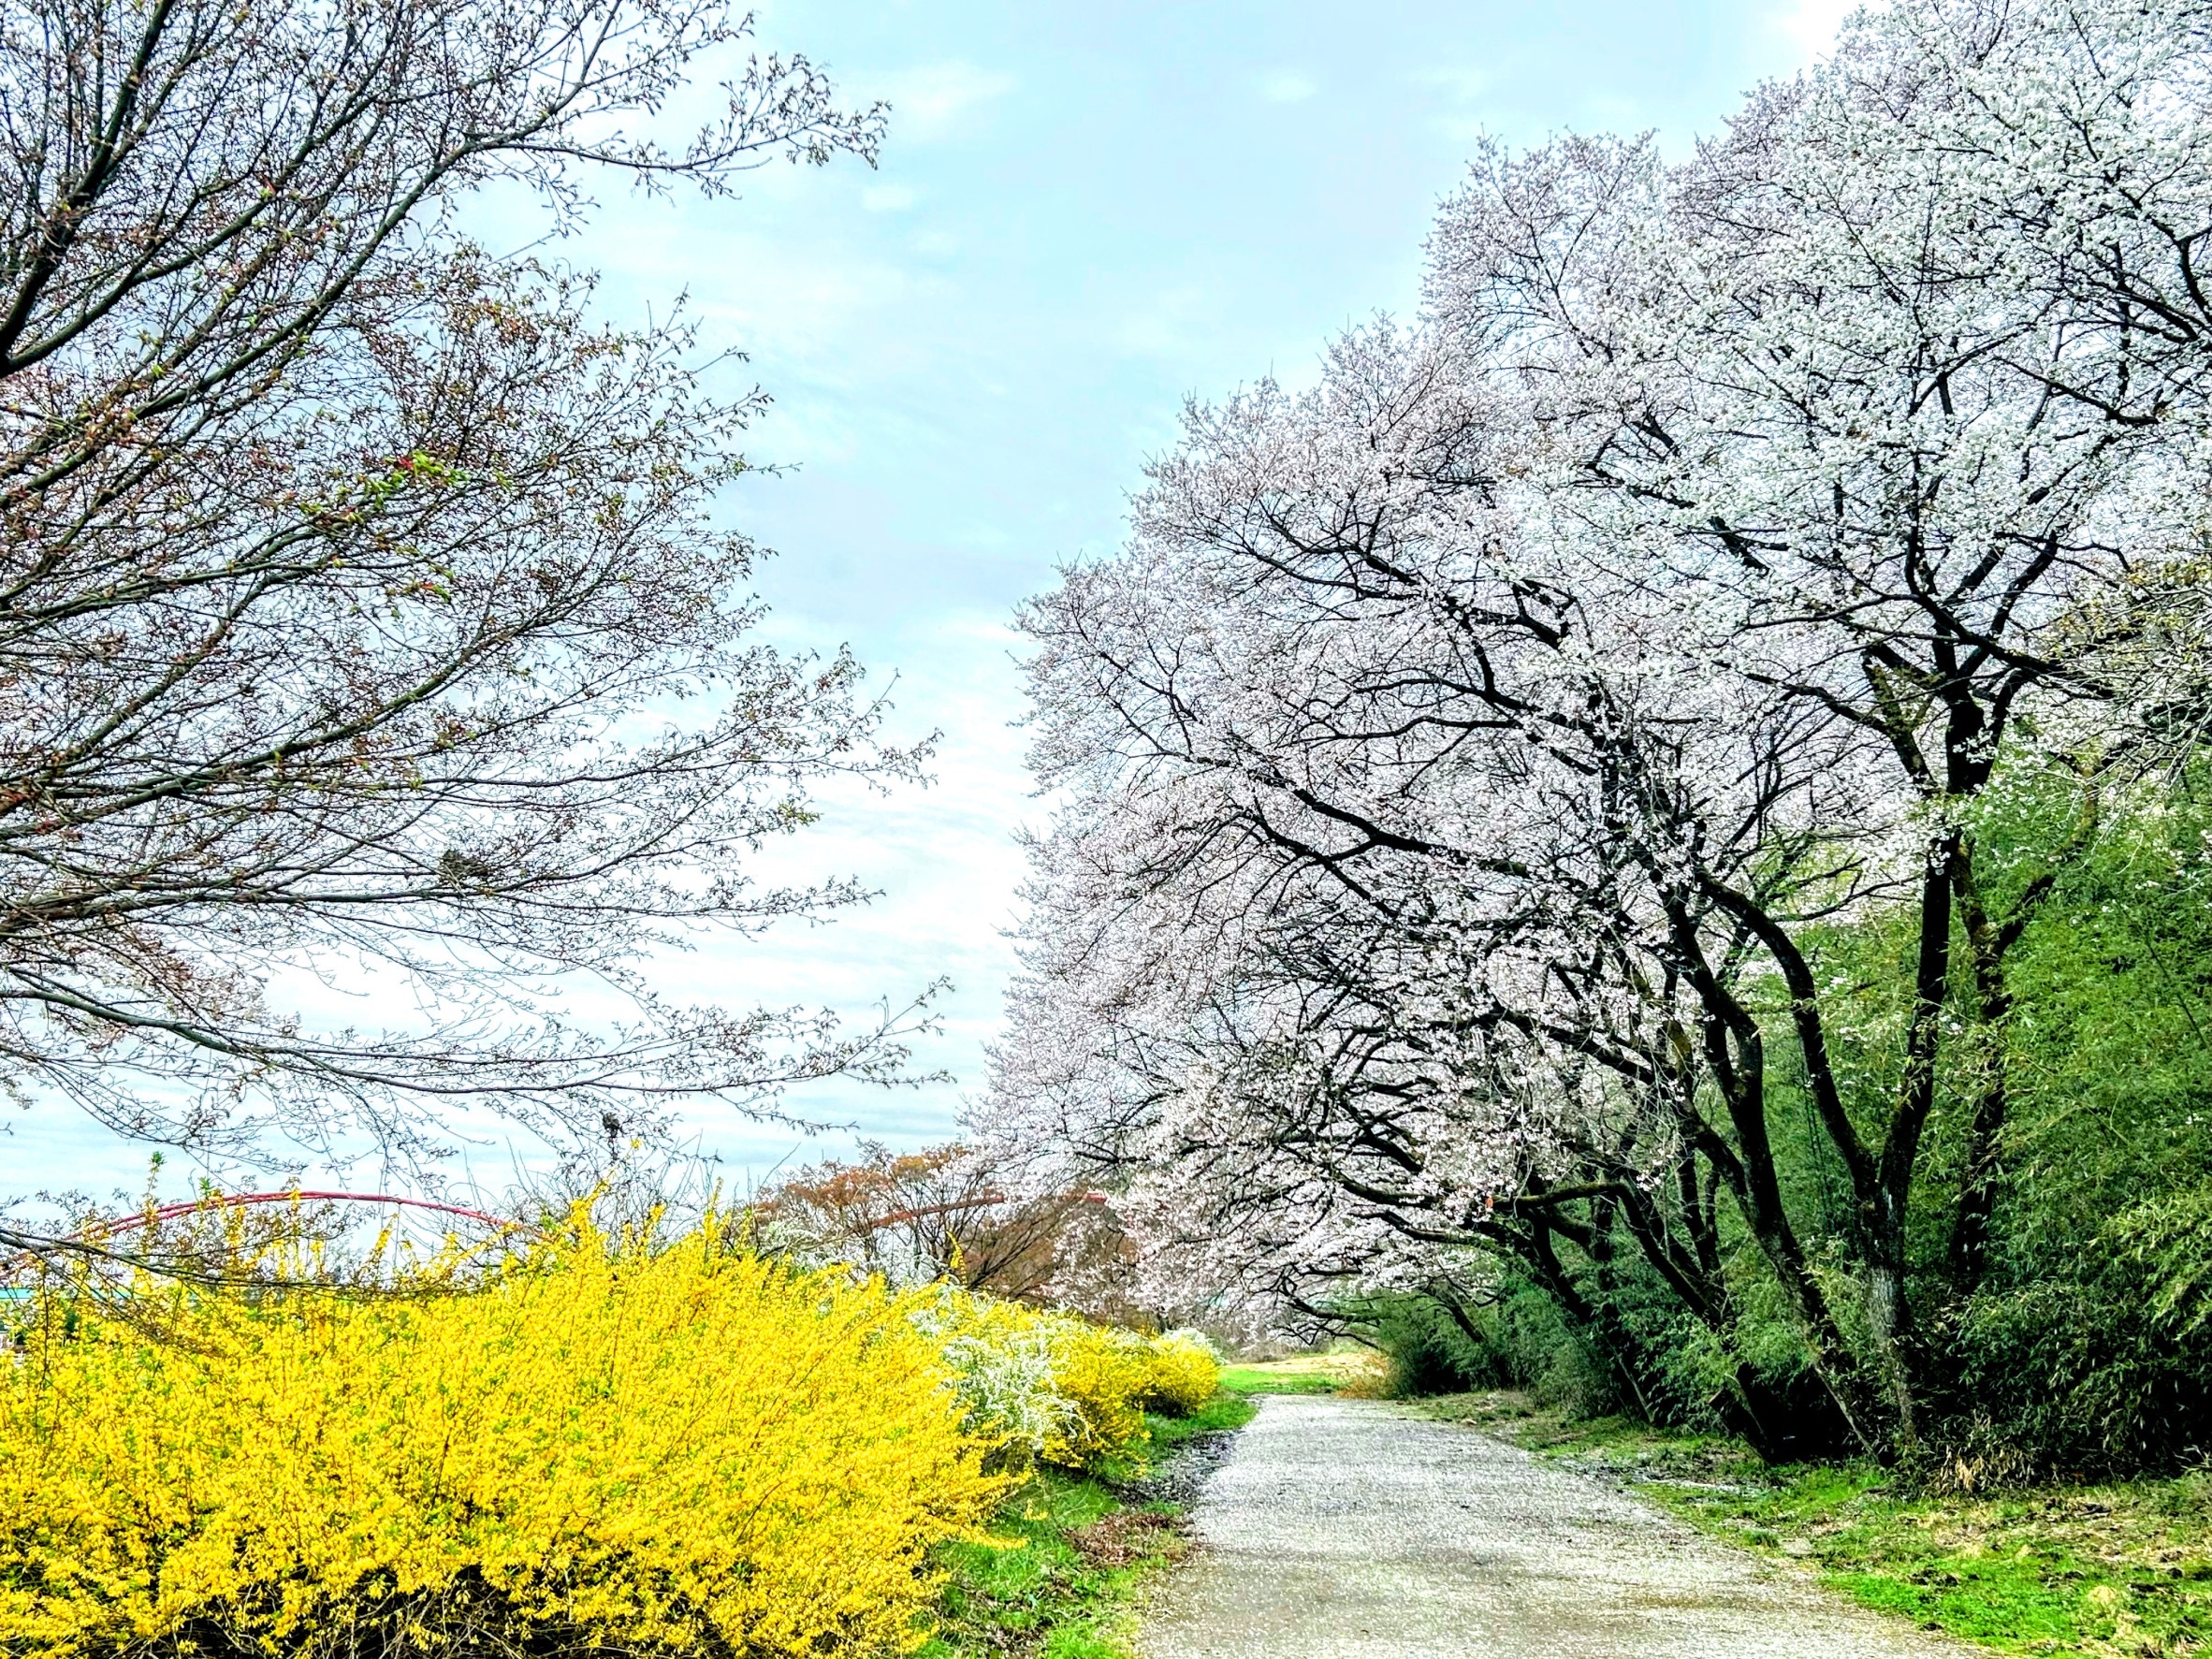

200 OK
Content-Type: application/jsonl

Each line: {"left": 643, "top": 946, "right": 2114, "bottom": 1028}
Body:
{"left": 1412, "top": 65, "right": 1492, "bottom": 141}
{"left": 589, "top": 211, "right": 931, "bottom": 362}
{"left": 1257, "top": 69, "right": 1318, "bottom": 105}
{"left": 648, "top": 613, "right": 1039, "bottom": 1170}
{"left": 1117, "top": 282, "right": 1221, "bottom": 361}
{"left": 1770, "top": 0, "right": 1859, "bottom": 56}
{"left": 862, "top": 183, "right": 918, "bottom": 212}
{"left": 1413, "top": 65, "right": 1492, "bottom": 103}
{"left": 878, "top": 62, "right": 1017, "bottom": 141}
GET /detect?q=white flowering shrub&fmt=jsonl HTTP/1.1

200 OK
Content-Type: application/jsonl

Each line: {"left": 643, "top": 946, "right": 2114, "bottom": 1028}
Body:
{"left": 909, "top": 1286, "right": 1077, "bottom": 1467}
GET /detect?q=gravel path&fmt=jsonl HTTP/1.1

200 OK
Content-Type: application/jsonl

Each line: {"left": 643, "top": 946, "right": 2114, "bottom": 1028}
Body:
{"left": 1139, "top": 1394, "right": 1973, "bottom": 1659}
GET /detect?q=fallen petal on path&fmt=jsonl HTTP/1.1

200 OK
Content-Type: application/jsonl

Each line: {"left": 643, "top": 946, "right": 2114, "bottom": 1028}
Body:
{"left": 1141, "top": 1396, "right": 1975, "bottom": 1659}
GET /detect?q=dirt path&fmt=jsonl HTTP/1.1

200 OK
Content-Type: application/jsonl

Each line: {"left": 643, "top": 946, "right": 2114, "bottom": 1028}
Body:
{"left": 1140, "top": 1395, "right": 1972, "bottom": 1659}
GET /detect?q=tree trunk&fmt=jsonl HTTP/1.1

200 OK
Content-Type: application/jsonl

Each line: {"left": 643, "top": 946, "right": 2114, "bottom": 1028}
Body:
{"left": 1714, "top": 1366, "right": 1858, "bottom": 1463}
{"left": 1861, "top": 839, "right": 1958, "bottom": 1455}
{"left": 1944, "top": 841, "right": 2060, "bottom": 1299}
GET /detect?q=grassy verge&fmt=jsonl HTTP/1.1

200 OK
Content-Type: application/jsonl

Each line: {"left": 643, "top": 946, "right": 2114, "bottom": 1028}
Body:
{"left": 1420, "top": 1391, "right": 2212, "bottom": 1656}
{"left": 1218, "top": 1363, "right": 1337, "bottom": 1396}
{"left": 1150, "top": 1392, "right": 1259, "bottom": 1450}
{"left": 1421, "top": 1390, "right": 1759, "bottom": 1481}
{"left": 919, "top": 1395, "right": 1256, "bottom": 1659}
{"left": 1218, "top": 1344, "right": 1385, "bottom": 1396}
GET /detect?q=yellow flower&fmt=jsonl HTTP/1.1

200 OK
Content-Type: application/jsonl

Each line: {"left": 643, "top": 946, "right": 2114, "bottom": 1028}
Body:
{"left": 0, "top": 1211, "right": 1004, "bottom": 1657}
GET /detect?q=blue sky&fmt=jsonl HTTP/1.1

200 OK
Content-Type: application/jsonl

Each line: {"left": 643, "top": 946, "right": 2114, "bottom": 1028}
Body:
{"left": 15, "top": 0, "right": 1849, "bottom": 1204}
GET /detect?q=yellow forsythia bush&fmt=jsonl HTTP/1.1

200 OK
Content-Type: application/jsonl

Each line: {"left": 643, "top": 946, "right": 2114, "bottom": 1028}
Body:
{"left": 1041, "top": 1320, "right": 1156, "bottom": 1468}
{"left": 1041, "top": 1322, "right": 1222, "bottom": 1460}
{"left": 0, "top": 1215, "right": 1004, "bottom": 1659}
{"left": 1139, "top": 1330, "right": 1221, "bottom": 1419}
{"left": 908, "top": 1288, "right": 1150, "bottom": 1471}
{"left": 904, "top": 1291, "right": 1215, "bottom": 1473}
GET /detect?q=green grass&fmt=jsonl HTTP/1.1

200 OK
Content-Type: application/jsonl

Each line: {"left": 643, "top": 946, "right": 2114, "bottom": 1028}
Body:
{"left": 1655, "top": 1467, "right": 2212, "bottom": 1655}
{"left": 917, "top": 1395, "right": 1256, "bottom": 1659}
{"left": 1422, "top": 1390, "right": 2212, "bottom": 1656}
{"left": 915, "top": 1467, "right": 1161, "bottom": 1659}
{"left": 1217, "top": 1363, "right": 1339, "bottom": 1396}
{"left": 1149, "top": 1392, "right": 1259, "bottom": 1445}
{"left": 1420, "top": 1390, "right": 1760, "bottom": 1481}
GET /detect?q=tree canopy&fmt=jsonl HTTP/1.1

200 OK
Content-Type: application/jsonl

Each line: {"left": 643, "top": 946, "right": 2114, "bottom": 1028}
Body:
{"left": 0, "top": 0, "right": 923, "bottom": 1195}
{"left": 988, "top": 0, "right": 2212, "bottom": 1465}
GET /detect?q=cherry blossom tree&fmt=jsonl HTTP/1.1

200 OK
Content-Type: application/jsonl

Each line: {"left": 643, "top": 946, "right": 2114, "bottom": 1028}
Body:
{"left": 0, "top": 0, "right": 925, "bottom": 1209}
{"left": 990, "top": 0, "right": 2212, "bottom": 1457}
{"left": 991, "top": 314, "right": 1902, "bottom": 1453}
